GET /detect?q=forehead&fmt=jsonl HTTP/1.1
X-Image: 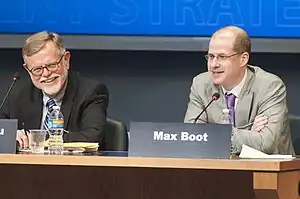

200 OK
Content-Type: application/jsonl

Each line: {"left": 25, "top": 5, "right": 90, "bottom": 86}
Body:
{"left": 208, "top": 33, "right": 236, "bottom": 54}
{"left": 24, "top": 42, "right": 60, "bottom": 67}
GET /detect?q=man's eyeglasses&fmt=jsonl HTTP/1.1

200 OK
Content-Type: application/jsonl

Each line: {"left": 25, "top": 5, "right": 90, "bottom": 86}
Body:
{"left": 26, "top": 53, "right": 65, "bottom": 76}
{"left": 204, "top": 53, "right": 241, "bottom": 62}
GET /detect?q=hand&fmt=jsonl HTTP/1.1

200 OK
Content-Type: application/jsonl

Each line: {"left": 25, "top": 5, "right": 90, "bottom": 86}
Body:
{"left": 251, "top": 114, "right": 268, "bottom": 132}
{"left": 16, "top": 129, "right": 29, "bottom": 149}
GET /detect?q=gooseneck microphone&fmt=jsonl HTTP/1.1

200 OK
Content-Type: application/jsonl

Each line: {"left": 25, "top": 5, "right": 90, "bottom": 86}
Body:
{"left": 0, "top": 72, "right": 20, "bottom": 111}
{"left": 193, "top": 92, "right": 220, "bottom": 123}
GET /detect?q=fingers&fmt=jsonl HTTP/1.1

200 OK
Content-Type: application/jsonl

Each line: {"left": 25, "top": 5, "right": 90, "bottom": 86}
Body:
{"left": 252, "top": 115, "right": 268, "bottom": 132}
{"left": 254, "top": 122, "right": 267, "bottom": 132}
{"left": 254, "top": 115, "right": 268, "bottom": 123}
{"left": 16, "top": 130, "right": 29, "bottom": 149}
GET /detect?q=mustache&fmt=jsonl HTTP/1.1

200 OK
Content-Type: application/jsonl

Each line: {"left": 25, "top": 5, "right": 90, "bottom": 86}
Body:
{"left": 39, "top": 69, "right": 68, "bottom": 83}
{"left": 40, "top": 75, "right": 60, "bottom": 83}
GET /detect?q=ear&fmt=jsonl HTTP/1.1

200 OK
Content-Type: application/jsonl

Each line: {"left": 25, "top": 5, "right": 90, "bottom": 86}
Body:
{"left": 64, "top": 51, "right": 71, "bottom": 70}
{"left": 23, "top": 63, "right": 33, "bottom": 78}
{"left": 240, "top": 52, "right": 249, "bottom": 67}
{"left": 23, "top": 55, "right": 30, "bottom": 71}
{"left": 23, "top": 63, "right": 29, "bottom": 71}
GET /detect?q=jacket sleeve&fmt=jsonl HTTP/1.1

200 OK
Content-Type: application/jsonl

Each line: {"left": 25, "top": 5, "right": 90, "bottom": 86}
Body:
{"left": 66, "top": 83, "right": 109, "bottom": 143}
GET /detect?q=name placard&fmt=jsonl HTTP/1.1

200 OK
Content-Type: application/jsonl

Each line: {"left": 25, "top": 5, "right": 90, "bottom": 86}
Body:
{"left": 129, "top": 122, "right": 232, "bottom": 159}
{"left": 153, "top": 131, "right": 208, "bottom": 142}
{"left": 0, "top": 119, "right": 18, "bottom": 154}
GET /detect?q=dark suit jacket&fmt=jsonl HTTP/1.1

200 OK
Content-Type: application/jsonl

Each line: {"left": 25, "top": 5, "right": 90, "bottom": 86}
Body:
{"left": 0, "top": 72, "right": 109, "bottom": 144}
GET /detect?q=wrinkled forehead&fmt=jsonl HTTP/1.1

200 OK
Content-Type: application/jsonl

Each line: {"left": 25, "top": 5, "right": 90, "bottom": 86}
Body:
{"left": 24, "top": 42, "right": 61, "bottom": 67}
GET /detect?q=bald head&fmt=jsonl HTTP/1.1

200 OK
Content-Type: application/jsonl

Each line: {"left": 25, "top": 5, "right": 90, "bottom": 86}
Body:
{"left": 207, "top": 26, "right": 251, "bottom": 90}
{"left": 211, "top": 26, "right": 251, "bottom": 54}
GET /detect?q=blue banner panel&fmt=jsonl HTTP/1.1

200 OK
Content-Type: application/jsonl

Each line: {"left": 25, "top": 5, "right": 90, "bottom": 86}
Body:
{"left": 0, "top": 0, "right": 299, "bottom": 37}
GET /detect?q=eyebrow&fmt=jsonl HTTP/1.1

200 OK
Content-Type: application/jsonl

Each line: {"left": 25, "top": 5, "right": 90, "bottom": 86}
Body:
{"left": 31, "top": 60, "right": 57, "bottom": 68}
{"left": 208, "top": 52, "right": 231, "bottom": 55}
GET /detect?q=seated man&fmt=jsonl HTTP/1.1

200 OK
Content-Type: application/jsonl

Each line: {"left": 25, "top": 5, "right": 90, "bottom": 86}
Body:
{"left": 184, "top": 26, "right": 294, "bottom": 155}
{"left": 0, "top": 31, "right": 109, "bottom": 148}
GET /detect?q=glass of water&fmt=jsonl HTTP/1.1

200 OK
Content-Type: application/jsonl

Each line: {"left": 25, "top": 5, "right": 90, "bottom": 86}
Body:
{"left": 28, "top": 129, "right": 47, "bottom": 153}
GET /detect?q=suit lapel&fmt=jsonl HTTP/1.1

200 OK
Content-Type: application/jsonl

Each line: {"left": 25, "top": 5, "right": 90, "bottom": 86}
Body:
{"left": 209, "top": 85, "right": 227, "bottom": 123}
{"left": 60, "top": 72, "right": 77, "bottom": 128}
{"left": 235, "top": 66, "right": 255, "bottom": 127}
{"left": 213, "top": 86, "right": 227, "bottom": 110}
{"left": 26, "top": 85, "right": 43, "bottom": 129}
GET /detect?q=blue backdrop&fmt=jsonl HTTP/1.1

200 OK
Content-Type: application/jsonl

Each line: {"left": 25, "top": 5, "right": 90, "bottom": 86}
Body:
{"left": 0, "top": 0, "right": 299, "bottom": 37}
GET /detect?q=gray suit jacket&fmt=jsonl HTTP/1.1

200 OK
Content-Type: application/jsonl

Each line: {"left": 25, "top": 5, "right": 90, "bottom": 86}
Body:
{"left": 184, "top": 65, "right": 295, "bottom": 155}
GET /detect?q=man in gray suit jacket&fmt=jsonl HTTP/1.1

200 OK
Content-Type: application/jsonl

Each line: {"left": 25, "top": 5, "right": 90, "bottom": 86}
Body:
{"left": 184, "top": 26, "right": 295, "bottom": 155}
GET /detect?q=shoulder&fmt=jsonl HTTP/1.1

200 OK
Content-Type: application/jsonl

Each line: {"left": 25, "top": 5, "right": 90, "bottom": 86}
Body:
{"left": 249, "top": 65, "right": 285, "bottom": 89}
{"left": 189, "top": 72, "right": 215, "bottom": 96}
{"left": 191, "top": 71, "right": 211, "bottom": 87}
{"left": 70, "top": 72, "right": 109, "bottom": 97}
{"left": 10, "top": 74, "right": 35, "bottom": 98}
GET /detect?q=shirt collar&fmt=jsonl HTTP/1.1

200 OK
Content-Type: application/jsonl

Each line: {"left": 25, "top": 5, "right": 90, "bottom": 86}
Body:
{"left": 222, "top": 69, "right": 247, "bottom": 98}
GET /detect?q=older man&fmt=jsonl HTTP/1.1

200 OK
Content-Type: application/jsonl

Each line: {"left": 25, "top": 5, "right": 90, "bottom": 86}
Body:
{"left": 0, "top": 31, "right": 109, "bottom": 148}
{"left": 184, "top": 26, "right": 294, "bottom": 155}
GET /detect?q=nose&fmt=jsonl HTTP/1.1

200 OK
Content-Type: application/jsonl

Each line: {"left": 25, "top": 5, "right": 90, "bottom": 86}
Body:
{"left": 209, "top": 58, "right": 220, "bottom": 70}
{"left": 41, "top": 66, "right": 52, "bottom": 77}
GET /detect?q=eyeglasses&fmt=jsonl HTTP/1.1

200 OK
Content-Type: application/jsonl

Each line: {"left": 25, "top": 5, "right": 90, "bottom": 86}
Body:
{"left": 204, "top": 53, "right": 241, "bottom": 62}
{"left": 26, "top": 53, "right": 65, "bottom": 76}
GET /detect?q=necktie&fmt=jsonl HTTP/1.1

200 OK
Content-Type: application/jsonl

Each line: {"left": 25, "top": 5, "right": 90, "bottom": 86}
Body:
{"left": 225, "top": 93, "right": 237, "bottom": 155}
{"left": 43, "top": 98, "right": 57, "bottom": 131}
{"left": 225, "top": 93, "right": 236, "bottom": 126}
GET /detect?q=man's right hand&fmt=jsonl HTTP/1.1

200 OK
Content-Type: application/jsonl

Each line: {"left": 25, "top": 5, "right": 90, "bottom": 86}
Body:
{"left": 16, "top": 130, "right": 29, "bottom": 149}
{"left": 251, "top": 114, "right": 268, "bottom": 132}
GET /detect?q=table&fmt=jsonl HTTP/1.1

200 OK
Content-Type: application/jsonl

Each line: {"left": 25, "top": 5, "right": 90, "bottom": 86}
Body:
{"left": 0, "top": 154, "right": 299, "bottom": 199}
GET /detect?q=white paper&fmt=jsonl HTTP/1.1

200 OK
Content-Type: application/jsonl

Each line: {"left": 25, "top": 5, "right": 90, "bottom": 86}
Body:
{"left": 239, "top": 144, "right": 295, "bottom": 159}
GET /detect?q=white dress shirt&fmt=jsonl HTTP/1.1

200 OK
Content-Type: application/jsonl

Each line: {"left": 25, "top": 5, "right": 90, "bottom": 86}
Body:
{"left": 222, "top": 69, "right": 247, "bottom": 108}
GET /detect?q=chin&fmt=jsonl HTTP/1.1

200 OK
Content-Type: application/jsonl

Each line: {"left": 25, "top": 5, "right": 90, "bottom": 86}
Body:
{"left": 211, "top": 78, "right": 224, "bottom": 86}
{"left": 42, "top": 86, "right": 62, "bottom": 96}
{"left": 39, "top": 81, "right": 63, "bottom": 96}
{"left": 210, "top": 72, "right": 227, "bottom": 85}
{"left": 38, "top": 76, "right": 67, "bottom": 96}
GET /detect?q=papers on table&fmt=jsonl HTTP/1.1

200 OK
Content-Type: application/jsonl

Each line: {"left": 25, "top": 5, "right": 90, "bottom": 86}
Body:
{"left": 239, "top": 144, "right": 295, "bottom": 159}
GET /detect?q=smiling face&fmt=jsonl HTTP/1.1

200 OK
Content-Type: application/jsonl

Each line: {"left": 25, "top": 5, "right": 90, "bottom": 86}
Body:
{"left": 207, "top": 30, "right": 249, "bottom": 90}
{"left": 23, "top": 41, "right": 70, "bottom": 97}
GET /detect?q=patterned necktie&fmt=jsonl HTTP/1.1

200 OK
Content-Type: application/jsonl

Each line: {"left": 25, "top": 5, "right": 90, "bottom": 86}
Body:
{"left": 225, "top": 93, "right": 236, "bottom": 126}
{"left": 43, "top": 98, "right": 57, "bottom": 131}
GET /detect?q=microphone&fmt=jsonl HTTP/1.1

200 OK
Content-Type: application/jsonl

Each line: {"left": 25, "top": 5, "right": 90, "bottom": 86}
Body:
{"left": 193, "top": 93, "right": 220, "bottom": 123}
{"left": 0, "top": 72, "right": 20, "bottom": 111}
